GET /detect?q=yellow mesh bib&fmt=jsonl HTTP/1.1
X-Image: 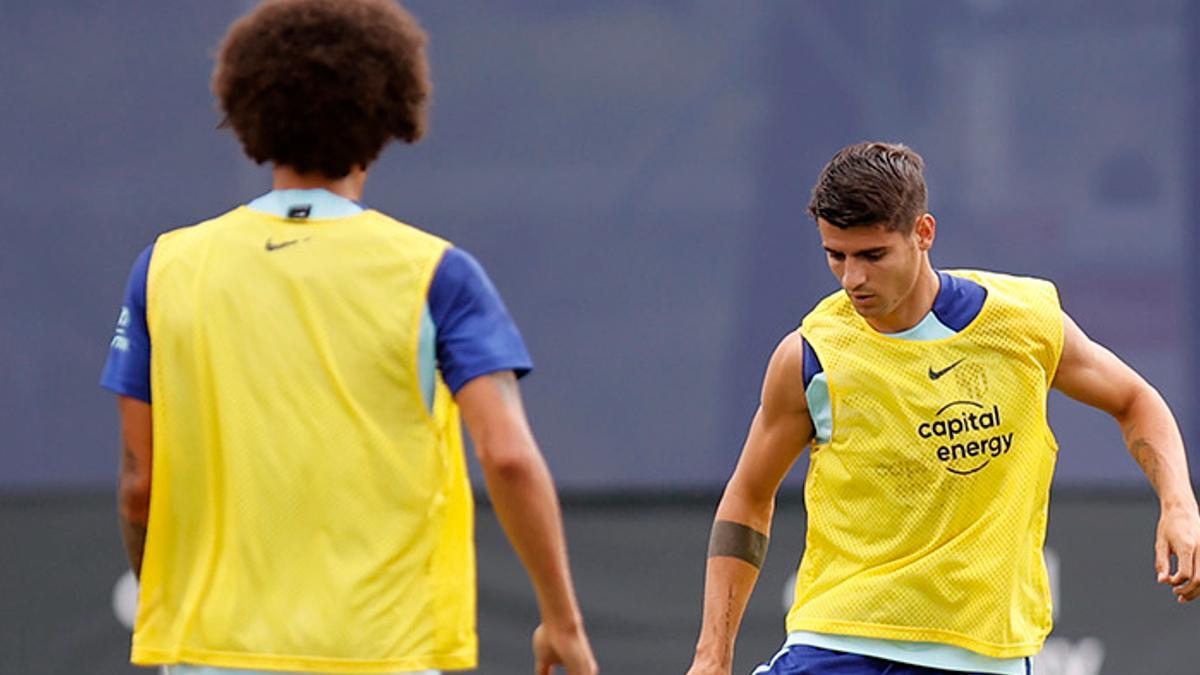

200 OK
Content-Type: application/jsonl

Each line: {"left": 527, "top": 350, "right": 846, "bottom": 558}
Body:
{"left": 787, "top": 270, "right": 1063, "bottom": 658}
{"left": 135, "top": 207, "right": 476, "bottom": 672}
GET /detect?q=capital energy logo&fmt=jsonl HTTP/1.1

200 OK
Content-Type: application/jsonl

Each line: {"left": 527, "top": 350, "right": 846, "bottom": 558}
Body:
{"left": 916, "top": 400, "right": 1012, "bottom": 475}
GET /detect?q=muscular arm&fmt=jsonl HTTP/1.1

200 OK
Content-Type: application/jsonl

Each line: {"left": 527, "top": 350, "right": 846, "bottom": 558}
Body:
{"left": 455, "top": 371, "right": 597, "bottom": 675}
{"left": 1051, "top": 312, "right": 1200, "bottom": 601}
{"left": 116, "top": 396, "right": 152, "bottom": 577}
{"left": 688, "top": 333, "right": 814, "bottom": 674}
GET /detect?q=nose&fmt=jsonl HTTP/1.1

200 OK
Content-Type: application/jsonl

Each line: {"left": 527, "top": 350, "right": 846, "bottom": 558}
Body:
{"left": 841, "top": 259, "right": 866, "bottom": 290}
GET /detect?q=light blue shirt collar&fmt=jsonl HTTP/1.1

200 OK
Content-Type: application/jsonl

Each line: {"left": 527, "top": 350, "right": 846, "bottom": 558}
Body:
{"left": 883, "top": 310, "right": 955, "bottom": 341}
{"left": 246, "top": 189, "right": 365, "bottom": 219}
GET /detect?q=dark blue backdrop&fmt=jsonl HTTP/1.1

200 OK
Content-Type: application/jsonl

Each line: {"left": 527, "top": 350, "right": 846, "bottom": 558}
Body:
{"left": 2, "top": 0, "right": 1192, "bottom": 490}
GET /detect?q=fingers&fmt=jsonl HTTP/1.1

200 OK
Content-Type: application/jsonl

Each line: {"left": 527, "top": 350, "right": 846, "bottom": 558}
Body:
{"left": 1155, "top": 509, "right": 1200, "bottom": 603}
{"left": 532, "top": 623, "right": 598, "bottom": 675}
{"left": 1155, "top": 535, "right": 1170, "bottom": 583}
{"left": 1168, "top": 542, "right": 1194, "bottom": 587}
{"left": 555, "top": 648, "right": 597, "bottom": 675}
{"left": 569, "top": 653, "right": 599, "bottom": 675}
{"left": 574, "top": 645, "right": 599, "bottom": 675}
{"left": 553, "top": 646, "right": 595, "bottom": 675}
{"left": 533, "top": 646, "right": 553, "bottom": 675}
{"left": 1174, "top": 547, "right": 1200, "bottom": 603}
{"left": 533, "top": 625, "right": 553, "bottom": 675}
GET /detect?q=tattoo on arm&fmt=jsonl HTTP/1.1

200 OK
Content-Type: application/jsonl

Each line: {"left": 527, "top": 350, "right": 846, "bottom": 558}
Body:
{"left": 708, "top": 520, "right": 769, "bottom": 569}
{"left": 1129, "top": 437, "right": 1162, "bottom": 488}
{"left": 721, "top": 585, "right": 736, "bottom": 638}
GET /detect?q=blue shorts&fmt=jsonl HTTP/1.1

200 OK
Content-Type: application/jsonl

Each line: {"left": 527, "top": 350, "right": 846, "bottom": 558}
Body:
{"left": 751, "top": 645, "right": 1030, "bottom": 675}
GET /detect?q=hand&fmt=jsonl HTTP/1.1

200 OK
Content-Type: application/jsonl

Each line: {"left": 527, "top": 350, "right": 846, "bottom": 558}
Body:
{"left": 1155, "top": 504, "right": 1200, "bottom": 602}
{"left": 533, "top": 622, "right": 598, "bottom": 675}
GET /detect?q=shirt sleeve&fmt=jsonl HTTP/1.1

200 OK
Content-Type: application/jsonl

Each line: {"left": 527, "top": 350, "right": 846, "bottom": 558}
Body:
{"left": 99, "top": 244, "right": 153, "bottom": 402}
{"left": 429, "top": 247, "right": 533, "bottom": 394}
{"left": 801, "top": 336, "right": 824, "bottom": 389}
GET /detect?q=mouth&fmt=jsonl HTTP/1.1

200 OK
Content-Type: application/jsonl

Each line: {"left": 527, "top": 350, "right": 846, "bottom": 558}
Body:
{"left": 849, "top": 292, "right": 874, "bottom": 303}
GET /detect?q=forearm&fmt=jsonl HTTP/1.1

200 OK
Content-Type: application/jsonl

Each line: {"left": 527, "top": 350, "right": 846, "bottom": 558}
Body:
{"left": 481, "top": 447, "right": 583, "bottom": 628}
{"left": 118, "top": 463, "right": 149, "bottom": 576}
{"left": 1053, "top": 316, "right": 1200, "bottom": 600}
{"left": 1119, "top": 385, "right": 1197, "bottom": 511}
{"left": 119, "top": 514, "right": 147, "bottom": 577}
{"left": 692, "top": 490, "right": 775, "bottom": 668}
{"left": 693, "top": 557, "right": 760, "bottom": 668}
{"left": 116, "top": 397, "right": 153, "bottom": 577}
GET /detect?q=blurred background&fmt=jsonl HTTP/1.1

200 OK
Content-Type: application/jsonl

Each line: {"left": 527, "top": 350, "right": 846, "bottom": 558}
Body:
{"left": 2, "top": 0, "right": 1197, "bottom": 673}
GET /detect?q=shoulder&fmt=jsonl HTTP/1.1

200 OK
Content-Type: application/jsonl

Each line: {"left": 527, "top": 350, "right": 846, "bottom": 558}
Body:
{"left": 764, "top": 330, "right": 804, "bottom": 386}
{"left": 947, "top": 269, "right": 1058, "bottom": 302}
{"left": 954, "top": 269, "right": 1065, "bottom": 371}
{"left": 762, "top": 330, "right": 809, "bottom": 415}
{"left": 428, "top": 247, "right": 499, "bottom": 310}
{"left": 427, "top": 247, "right": 524, "bottom": 338}
{"left": 946, "top": 269, "right": 1062, "bottom": 329}
{"left": 426, "top": 247, "right": 532, "bottom": 391}
{"left": 151, "top": 207, "right": 254, "bottom": 253}
{"left": 362, "top": 210, "right": 452, "bottom": 248}
{"left": 130, "top": 243, "right": 154, "bottom": 278}
{"left": 434, "top": 247, "right": 486, "bottom": 283}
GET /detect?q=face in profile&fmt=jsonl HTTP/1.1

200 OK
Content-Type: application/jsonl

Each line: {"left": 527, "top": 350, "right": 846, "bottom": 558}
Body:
{"left": 817, "top": 216, "right": 933, "bottom": 326}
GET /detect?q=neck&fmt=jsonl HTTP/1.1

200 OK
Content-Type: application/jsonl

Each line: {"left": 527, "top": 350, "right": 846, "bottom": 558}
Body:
{"left": 867, "top": 262, "right": 940, "bottom": 334}
{"left": 272, "top": 165, "right": 367, "bottom": 202}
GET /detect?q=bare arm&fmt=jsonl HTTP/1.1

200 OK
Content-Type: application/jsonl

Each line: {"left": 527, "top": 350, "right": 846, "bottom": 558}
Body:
{"left": 1051, "top": 311, "right": 1200, "bottom": 601}
{"left": 455, "top": 371, "right": 598, "bottom": 675}
{"left": 687, "top": 333, "right": 814, "bottom": 675}
{"left": 116, "top": 396, "right": 153, "bottom": 577}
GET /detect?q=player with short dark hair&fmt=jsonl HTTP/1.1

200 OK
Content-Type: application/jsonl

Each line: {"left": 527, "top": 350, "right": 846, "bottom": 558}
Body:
{"left": 807, "top": 142, "right": 928, "bottom": 233}
{"left": 685, "top": 141, "right": 1200, "bottom": 675}
{"left": 101, "top": 2, "right": 598, "bottom": 674}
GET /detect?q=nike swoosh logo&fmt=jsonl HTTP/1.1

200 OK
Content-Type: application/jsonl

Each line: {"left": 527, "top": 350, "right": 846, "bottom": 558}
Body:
{"left": 265, "top": 238, "right": 303, "bottom": 252}
{"left": 928, "top": 358, "right": 965, "bottom": 380}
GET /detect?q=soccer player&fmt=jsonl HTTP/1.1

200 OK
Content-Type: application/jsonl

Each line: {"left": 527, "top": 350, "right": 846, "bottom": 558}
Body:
{"left": 684, "top": 142, "right": 1200, "bottom": 675}
{"left": 99, "top": 2, "right": 598, "bottom": 674}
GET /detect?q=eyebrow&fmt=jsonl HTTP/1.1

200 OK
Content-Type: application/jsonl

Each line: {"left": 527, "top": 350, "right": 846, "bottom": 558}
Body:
{"left": 824, "top": 246, "right": 889, "bottom": 258}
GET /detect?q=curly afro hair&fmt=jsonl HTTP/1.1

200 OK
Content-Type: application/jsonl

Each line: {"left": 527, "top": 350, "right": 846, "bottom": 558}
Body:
{"left": 212, "top": 0, "right": 431, "bottom": 178}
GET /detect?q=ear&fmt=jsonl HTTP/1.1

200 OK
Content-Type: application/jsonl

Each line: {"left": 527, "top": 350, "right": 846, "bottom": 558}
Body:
{"left": 914, "top": 214, "right": 936, "bottom": 251}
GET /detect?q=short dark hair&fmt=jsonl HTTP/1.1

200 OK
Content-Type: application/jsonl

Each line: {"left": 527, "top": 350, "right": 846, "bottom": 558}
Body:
{"left": 807, "top": 142, "right": 928, "bottom": 232}
{"left": 212, "top": 0, "right": 431, "bottom": 178}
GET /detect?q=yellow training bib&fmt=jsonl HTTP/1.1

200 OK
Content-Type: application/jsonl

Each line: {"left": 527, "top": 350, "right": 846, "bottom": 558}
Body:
{"left": 787, "top": 270, "right": 1063, "bottom": 658}
{"left": 135, "top": 207, "right": 476, "bottom": 673}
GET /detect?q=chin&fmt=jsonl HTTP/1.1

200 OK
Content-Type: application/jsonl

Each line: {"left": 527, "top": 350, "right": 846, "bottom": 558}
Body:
{"left": 850, "top": 301, "right": 882, "bottom": 316}
{"left": 854, "top": 300, "right": 896, "bottom": 320}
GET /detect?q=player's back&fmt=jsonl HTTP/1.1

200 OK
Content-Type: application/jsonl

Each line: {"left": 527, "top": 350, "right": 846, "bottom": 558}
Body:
{"left": 134, "top": 206, "right": 477, "bottom": 672}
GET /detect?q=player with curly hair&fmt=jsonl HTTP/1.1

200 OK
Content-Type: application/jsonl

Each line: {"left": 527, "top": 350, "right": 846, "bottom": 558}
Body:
{"left": 100, "top": 2, "right": 598, "bottom": 674}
